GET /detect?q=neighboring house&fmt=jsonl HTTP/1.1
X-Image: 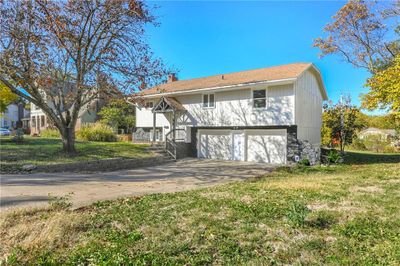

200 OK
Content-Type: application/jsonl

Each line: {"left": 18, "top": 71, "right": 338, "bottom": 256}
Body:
{"left": 29, "top": 80, "right": 107, "bottom": 135}
{"left": 21, "top": 108, "right": 31, "bottom": 132}
{"left": 358, "top": 128, "right": 396, "bottom": 141}
{"left": 30, "top": 101, "right": 101, "bottom": 135}
{"left": 134, "top": 62, "right": 328, "bottom": 165}
{"left": 0, "top": 103, "right": 29, "bottom": 130}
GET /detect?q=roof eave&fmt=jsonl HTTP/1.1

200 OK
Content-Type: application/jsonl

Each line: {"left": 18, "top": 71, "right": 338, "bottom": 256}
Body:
{"left": 137, "top": 77, "right": 297, "bottom": 98}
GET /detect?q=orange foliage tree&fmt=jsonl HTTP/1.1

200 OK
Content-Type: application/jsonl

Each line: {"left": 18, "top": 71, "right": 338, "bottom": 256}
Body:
{"left": 0, "top": 0, "right": 168, "bottom": 153}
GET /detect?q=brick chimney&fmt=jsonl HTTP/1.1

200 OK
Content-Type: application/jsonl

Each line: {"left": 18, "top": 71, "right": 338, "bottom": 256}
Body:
{"left": 167, "top": 73, "right": 178, "bottom": 83}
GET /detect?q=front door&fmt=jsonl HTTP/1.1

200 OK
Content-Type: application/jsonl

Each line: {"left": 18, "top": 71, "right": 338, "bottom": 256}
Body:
{"left": 232, "top": 132, "right": 244, "bottom": 161}
{"left": 150, "top": 129, "right": 162, "bottom": 141}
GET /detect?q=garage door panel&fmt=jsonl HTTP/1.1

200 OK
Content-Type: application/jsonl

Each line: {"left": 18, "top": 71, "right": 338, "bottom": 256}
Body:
{"left": 198, "top": 129, "right": 286, "bottom": 164}
{"left": 207, "top": 134, "right": 232, "bottom": 160}
{"left": 247, "top": 134, "right": 286, "bottom": 164}
{"left": 199, "top": 134, "right": 208, "bottom": 158}
{"left": 198, "top": 130, "right": 232, "bottom": 160}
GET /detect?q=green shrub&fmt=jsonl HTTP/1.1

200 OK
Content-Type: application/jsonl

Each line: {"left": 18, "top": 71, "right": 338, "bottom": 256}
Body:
{"left": 354, "top": 135, "right": 395, "bottom": 153}
{"left": 327, "top": 149, "right": 342, "bottom": 164}
{"left": 77, "top": 123, "right": 117, "bottom": 142}
{"left": 40, "top": 128, "right": 60, "bottom": 138}
{"left": 351, "top": 138, "right": 367, "bottom": 151}
{"left": 286, "top": 201, "right": 310, "bottom": 227}
{"left": 298, "top": 158, "right": 310, "bottom": 166}
{"left": 383, "top": 145, "right": 396, "bottom": 153}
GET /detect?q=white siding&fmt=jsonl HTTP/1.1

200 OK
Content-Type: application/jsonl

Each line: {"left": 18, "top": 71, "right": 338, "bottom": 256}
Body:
{"left": 136, "top": 84, "right": 295, "bottom": 139}
{"left": 294, "top": 69, "right": 323, "bottom": 145}
{"left": 135, "top": 106, "right": 170, "bottom": 128}
{"left": 175, "top": 84, "right": 294, "bottom": 127}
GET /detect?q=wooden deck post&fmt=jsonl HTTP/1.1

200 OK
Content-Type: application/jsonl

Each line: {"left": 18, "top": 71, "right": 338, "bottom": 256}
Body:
{"left": 152, "top": 111, "right": 156, "bottom": 143}
{"left": 172, "top": 110, "right": 176, "bottom": 142}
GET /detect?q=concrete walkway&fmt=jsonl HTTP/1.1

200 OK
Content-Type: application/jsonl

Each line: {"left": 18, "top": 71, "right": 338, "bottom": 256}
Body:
{"left": 0, "top": 159, "right": 275, "bottom": 211}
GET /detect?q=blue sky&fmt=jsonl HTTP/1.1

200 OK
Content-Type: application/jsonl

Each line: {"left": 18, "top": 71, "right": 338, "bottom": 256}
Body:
{"left": 146, "top": 1, "right": 376, "bottom": 113}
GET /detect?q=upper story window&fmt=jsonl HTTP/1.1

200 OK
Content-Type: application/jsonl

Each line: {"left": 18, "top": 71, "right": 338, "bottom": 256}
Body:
{"left": 252, "top": 89, "right": 266, "bottom": 109}
{"left": 203, "top": 93, "right": 215, "bottom": 108}
{"left": 145, "top": 101, "right": 154, "bottom": 109}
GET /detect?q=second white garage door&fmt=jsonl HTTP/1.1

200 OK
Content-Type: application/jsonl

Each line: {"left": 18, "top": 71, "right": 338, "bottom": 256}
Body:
{"left": 198, "top": 129, "right": 287, "bottom": 164}
{"left": 246, "top": 130, "right": 286, "bottom": 164}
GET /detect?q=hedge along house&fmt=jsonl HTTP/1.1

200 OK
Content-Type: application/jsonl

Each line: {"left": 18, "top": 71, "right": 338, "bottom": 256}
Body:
{"left": 133, "top": 63, "right": 328, "bottom": 164}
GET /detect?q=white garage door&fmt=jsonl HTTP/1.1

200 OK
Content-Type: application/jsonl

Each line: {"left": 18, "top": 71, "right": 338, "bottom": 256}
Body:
{"left": 198, "top": 130, "right": 232, "bottom": 160}
{"left": 198, "top": 129, "right": 287, "bottom": 164}
{"left": 247, "top": 130, "right": 286, "bottom": 164}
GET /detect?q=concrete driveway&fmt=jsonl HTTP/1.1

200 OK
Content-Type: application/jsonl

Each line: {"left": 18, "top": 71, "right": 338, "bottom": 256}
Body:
{"left": 0, "top": 159, "right": 275, "bottom": 211}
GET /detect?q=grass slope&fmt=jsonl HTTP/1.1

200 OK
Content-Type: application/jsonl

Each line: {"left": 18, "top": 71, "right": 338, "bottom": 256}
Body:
{"left": 1, "top": 152, "right": 399, "bottom": 265}
{"left": 0, "top": 137, "right": 150, "bottom": 171}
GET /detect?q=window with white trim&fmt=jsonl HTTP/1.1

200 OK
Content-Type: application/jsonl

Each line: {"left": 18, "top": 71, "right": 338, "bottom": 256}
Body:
{"left": 203, "top": 93, "right": 215, "bottom": 108}
{"left": 252, "top": 89, "right": 266, "bottom": 108}
{"left": 145, "top": 101, "right": 154, "bottom": 109}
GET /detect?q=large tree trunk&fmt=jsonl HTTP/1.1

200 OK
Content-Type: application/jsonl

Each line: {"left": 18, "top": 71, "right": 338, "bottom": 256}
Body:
{"left": 61, "top": 127, "right": 76, "bottom": 154}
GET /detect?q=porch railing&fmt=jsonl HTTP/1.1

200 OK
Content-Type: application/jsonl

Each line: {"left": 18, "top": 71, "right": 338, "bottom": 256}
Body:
{"left": 165, "top": 129, "right": 186, "bottom": 160}
{"left": 165, "top": 128, "right": 186, "bottom": 142}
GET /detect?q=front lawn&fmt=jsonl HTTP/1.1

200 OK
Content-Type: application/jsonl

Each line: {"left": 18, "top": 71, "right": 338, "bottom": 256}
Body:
{"left": 0, "top": 136, "right": 150, "bottom": 171}
{"left": 1, "top": 151, "right": 399, "bottom": 265}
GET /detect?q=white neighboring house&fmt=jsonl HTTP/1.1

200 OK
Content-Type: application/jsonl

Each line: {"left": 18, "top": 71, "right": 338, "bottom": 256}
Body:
{"left": 134, "top": 63, "right": 328, "bottom": 164}
{"left": 358, "top": 127, "right": 396, "bottom": 141}
{"left": 29, "top": 79, "right": 108, "bottom": 135}
{"left": 30, "top": 102, "right": 101, "bottom": 135}
{"left": 0, "top": 103, "right": 29, "bottom": 130}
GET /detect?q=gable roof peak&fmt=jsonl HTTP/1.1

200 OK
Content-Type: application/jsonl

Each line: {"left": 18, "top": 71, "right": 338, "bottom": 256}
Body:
{"left": 138, "top": 62, "right": 326, "bottom": 99}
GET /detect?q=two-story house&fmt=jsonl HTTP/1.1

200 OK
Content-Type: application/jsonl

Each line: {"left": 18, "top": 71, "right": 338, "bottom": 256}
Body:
{"left": 0, "top": 102, "right": 30, "bottom": 130}
{"left": 28, "top": 80, "right": 109, "bottom": 135}
{"left": 134, "top": 63, "right": 328, "bottom": 164}
{"left": 30, "top": 101, "right": 101, "bottom": 135}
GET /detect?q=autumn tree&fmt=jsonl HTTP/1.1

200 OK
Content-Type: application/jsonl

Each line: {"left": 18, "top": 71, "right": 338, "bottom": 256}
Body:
{"left": 323, "top": 97, "right": 364, "bottom": 151}
{"left": 0, "top": 81, "right": 18, "bottom": 113}
{"left": 362, "top": 55, "right": 400, "bottom": 115}
{"left": 314, "top": 0, "right": 400, "bottom": 115}
{"left": 0, "top": 0, "right": 167, "bottom": 153}
{"left": 314, "top": 0, "right": 399, "bottom": 73}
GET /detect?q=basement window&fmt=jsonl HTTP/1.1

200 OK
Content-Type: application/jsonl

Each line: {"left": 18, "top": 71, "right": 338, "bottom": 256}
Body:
{"left": 203, "top": 93, "right": 215, "bottom": 108}
{"left": 252, "top": 89, "right": 266, "bottom": 108}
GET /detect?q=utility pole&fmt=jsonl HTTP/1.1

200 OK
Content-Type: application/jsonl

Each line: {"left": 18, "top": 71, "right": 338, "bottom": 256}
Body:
{"left": 339, "top": 94, "right": 345, "bottom": 152}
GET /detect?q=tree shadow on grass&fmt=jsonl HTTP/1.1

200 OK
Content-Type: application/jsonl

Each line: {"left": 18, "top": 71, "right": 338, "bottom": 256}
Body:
{"left": 343, "top": 151, "right": 400, "bottom": 165}
{"left": 1, "top": 137, "right": 149, "bottom": 164}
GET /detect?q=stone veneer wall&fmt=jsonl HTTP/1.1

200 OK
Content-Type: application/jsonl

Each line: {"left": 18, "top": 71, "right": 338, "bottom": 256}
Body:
{"left": 133, "top": 127, "right": 163, "bottom": 142}
{"left": 186, "top": 126, "right": 321, "bottom": 165}
{"left": 287, "top": 128, "right": 321, "bottom": 165}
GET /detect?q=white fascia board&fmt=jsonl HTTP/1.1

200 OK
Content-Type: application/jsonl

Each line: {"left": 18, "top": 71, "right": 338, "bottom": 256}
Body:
{"left": 138, "top": 78, "right": 297, "bottom": 99}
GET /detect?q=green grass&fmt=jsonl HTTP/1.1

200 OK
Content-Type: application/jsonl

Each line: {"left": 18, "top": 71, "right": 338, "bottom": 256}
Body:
{"left": 0, "top": 136, "right": 150, "bottom": 171}
{"left": 343, "top": 150, "right": 400, "bottom": 164}
{"left": 1, "top": 151, "right": 399, "bottom": 265}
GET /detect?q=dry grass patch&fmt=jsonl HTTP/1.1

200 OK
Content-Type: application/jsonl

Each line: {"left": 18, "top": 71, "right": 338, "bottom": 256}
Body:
{"left": 261, "top": 178, "right": 326, "bottom": 191}
{"left": 0, "top": 207, "right": 89, "bottom": 262}
{"left": 1, "top": 152, "right": 399, "bottom": 265}
{"left": 349, "top": 185, "right": 384, "bottom": 194}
